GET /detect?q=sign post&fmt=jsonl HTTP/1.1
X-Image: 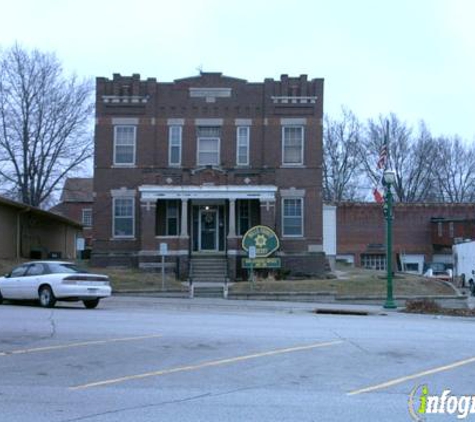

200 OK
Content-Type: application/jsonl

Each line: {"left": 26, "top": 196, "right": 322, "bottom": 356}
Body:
{"left": 249, "top": 246, "right": 256, "bottom": 291}
{"left": 159, "top": 243, "right": 168, "bottom": 292}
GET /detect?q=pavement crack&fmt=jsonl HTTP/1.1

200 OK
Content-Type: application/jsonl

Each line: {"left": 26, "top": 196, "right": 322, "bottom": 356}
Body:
{"left": 329, "top": 329, "right": 369, "bottom": 354}
{"left": 48, "top": 310, "right": 57, "bottom": 338}
{"left": 60, "top": 393, "right": 212, "bottom": 422}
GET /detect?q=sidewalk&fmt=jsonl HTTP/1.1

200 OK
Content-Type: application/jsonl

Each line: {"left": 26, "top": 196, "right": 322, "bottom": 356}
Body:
{"left": 111, "top": 294, "right": 389, "bottom": 315}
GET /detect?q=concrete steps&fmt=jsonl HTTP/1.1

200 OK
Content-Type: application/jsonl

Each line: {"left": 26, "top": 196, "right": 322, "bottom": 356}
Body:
{"left": 190, "top": 256, "right": 228, "bottom": 283}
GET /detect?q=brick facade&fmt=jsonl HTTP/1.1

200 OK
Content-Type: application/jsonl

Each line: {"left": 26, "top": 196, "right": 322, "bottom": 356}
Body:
{"left": 92, "top": 73, "right": 325, "bottom": 279}
{"left": 337, "top": 202, "right": 475, "bottom": 270}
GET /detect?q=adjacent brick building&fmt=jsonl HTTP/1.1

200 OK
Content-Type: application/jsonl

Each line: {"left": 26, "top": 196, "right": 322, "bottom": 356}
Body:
{"left": 51, "top": 178, "right": 94, "bottom": 256}
{"left": 337, "top": 202, "right": 475, "bottom": 273}
{"left": 91, "top": 72, "right": 326, "bottom": 279}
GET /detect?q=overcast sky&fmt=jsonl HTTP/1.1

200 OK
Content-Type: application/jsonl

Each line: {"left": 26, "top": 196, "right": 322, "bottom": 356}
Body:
{"left": 1, "top": 0, "right": 474, "bottom": 140}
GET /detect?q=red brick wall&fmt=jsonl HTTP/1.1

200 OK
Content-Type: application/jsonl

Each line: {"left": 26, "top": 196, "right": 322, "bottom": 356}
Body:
{"left": 337, "top": 203, "right": 475, "bottom": 265}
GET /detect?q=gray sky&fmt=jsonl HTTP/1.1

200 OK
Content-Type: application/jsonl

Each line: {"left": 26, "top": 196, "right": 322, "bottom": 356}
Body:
{"left": 1, "top": 0, "right": 474, "bottom": 139}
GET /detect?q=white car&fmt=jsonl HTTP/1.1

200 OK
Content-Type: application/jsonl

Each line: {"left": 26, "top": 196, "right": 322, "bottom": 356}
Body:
{"left": 0, "top": 261, "right": 111, "bottom": 309}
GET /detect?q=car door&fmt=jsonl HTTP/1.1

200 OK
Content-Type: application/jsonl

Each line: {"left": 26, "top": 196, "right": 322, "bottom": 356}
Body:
{"left": 22, "top": 263, "right": 46, "bottom": 299}
{"left": 1, "top": 264, "right": 29, "bottom": 299}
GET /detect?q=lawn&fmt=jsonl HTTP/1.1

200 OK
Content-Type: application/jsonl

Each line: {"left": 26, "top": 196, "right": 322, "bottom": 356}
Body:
{"left": 0, "top": 259, "right": 455, "bottom": 297}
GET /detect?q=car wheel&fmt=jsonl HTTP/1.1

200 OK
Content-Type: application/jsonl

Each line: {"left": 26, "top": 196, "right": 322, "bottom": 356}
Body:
{"left": 83, "top": 298, "right": 100, "bottom": 309}
{"left": 39, "top": 286, "right": 56, "bottom": 308}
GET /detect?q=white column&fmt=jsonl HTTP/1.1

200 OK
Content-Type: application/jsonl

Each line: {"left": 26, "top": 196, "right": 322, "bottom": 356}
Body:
{"left": 180, "top": 199, "right": 189, "bottom": 237}
{"left": 228, "top": 199, "right": 236, "bottom": 237}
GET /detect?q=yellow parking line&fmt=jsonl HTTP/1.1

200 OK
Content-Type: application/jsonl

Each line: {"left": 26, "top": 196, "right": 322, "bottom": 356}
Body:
{"left": 348, "top": 355, "right": 475, "bottom": 396}
{"left": 0, "top": 334, "right": 162, "bottom": 357}
{"left": 70, "top": 340, "right": 343, "bottom": 390}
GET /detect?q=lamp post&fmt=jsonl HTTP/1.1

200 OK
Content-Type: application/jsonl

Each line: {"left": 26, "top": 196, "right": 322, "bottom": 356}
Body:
{"left": 383, "top": 169, "right": 397, "bottom": 309}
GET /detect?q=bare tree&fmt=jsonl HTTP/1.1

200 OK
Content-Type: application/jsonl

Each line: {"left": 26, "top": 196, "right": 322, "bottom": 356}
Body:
{"left": 322, "top": 108, "right": 364, "bottom": 202}
{"left": 433, "top": 136, "right": 475, "bottom": 202}
{"left": 0, "top": 44, "right": 93, "bottom": 207}
{"left": 360, "top": 114, "right": 436, "bottom": 202}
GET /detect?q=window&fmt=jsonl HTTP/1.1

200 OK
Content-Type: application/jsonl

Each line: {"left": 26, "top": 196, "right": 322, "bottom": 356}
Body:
{"left": 113, "top": 197, "right": 135, "bottom": 237}
{"left": 197, "top": 127, "right": 220, "bottom": 165}
{"left": 26, "top": 264, "right": 45, "bottom": 276}
{"left": 437, "top": 222, "right": 443, "bottom": 237}
{"left": 114, "top": 126, "right": 136, "bottom": 165}
{"left": 282, "top": 126, "right": 304, "bottom": 165}
{"left": 449, "top": 222, "right": 454, "bottom": 238}
{"left": 82, "top": 208, "right": 92, "bottom": 227}
{"left": 282, "top": 198, "right": 303, "bottom": 236}
{"left": 238, "top": 200, "right": 251, "bottom": 235}
{"left": 169, "top": 126, "right": 182, "bottom": 166}
{"left": 10, "top": 264, "right": 29, "bottom": 278}
{"left": 361, "top": 254, "right": 386, "bottom": 271}
{"left": 236, "top": 126, "right": 250, "bottom": 166}
{"left": 166, "top": 200, "right": 180, "bottom": 236}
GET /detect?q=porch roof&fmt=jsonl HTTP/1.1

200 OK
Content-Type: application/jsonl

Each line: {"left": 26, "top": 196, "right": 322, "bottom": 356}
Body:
{"left": 139, "top": 185, "right": 277, "bottom": 201}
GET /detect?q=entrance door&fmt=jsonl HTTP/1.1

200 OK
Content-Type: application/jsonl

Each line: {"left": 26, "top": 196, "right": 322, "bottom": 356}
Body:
{"left": 199, "top": 208, "right": 218, "bottom": 251}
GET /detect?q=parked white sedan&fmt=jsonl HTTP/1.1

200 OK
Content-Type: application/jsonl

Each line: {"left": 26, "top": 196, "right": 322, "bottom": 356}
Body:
{"left": 0, "top": 261, "right": 111, "bottom": 308}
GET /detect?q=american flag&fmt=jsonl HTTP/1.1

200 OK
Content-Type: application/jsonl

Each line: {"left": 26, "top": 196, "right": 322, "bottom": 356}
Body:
{"left": 373, "top": 188, "right": 384, "bottom": 204}
{"left": 377, "top": 144, "right": 388, "bottom": 170}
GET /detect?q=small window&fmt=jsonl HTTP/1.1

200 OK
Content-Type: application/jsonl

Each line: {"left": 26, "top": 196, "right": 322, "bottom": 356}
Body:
{"left": 238, "top": 200, "right": 251, "bottom": 235}
{"left": 197, "top": 126, "right": 220, "bottom": 166}
{"left": 113, "top": 197, "right": 135, "bottom": 238}
{"left": 282, "top": 198, "right": 303, "bottom": 237}
{"left": 166, "top": 200, "right": 180, "bottom": 236}
{"left": 114, "top": 126, "right": 136, "bottom": 165}
{"left": 236, "top": 126, "right": 250, "bottom": 166}
{"left": 169, "top": 126, "right": 182, "bottom": 166}
{"left": 437, "top": 222, "right": 443, "bottom": 237}
{"left": 82, "top": 208, "right": 92, "bottom": 227}
{"left": 449, "top": 222, "right": 454, "bottom": 238}
{"left": 361, "top": 254, "right": 386, "bottom": 271}
{"left": 282, "top": 126, "right": 304, "bottom": 165}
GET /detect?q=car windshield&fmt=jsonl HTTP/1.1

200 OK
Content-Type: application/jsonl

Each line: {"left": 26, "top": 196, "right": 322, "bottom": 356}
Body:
{"left": 47, "top": 263, "right": 89, "bottom": 274}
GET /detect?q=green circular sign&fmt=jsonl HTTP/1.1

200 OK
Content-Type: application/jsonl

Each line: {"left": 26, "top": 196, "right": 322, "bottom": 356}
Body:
{"left": 242, "top": 225, "right": 280, "bottom": 258}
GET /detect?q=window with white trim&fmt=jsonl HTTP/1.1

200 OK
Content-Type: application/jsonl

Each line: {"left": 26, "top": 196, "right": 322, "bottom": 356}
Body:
{"left": 166, "top": 200, "right": 180, "bottom": 236}
{"left": 197, "top": 127, "right": 220, "bottom": 166}
{"left": 114, "top": 126, "right": 136, "bottom": 165}
{"left": 282, "top": 198, "right": 303, "bottom": 236}
{"left": 236, "top": 126, "right": 250, "bottom": 166}
{"left": 169, "top": 126, "right": 182, "bottom": 166}
{"left": 113, "top": 197, "right": 135, "bottom": 237}
{"left": 82, "top": 208, "right": 92, "bottom": 227}
{"left": 282, "top": 126, "right": 304, "bottom": 165}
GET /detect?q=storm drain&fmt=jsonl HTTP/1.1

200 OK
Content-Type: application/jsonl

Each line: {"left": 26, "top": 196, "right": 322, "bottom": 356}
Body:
{"left": 313, "top": 309, "right": 370, "bottom": 316}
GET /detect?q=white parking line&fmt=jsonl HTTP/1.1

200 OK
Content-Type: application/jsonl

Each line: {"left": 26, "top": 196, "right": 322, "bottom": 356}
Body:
{"left": 0, "top": 334, "right": 162, "bottom": 356}
{"left": 70, "top": 340, "right": 344, "bottom": 390}
{"left": 348, "top": 354, "right": 475, "bottom": 396}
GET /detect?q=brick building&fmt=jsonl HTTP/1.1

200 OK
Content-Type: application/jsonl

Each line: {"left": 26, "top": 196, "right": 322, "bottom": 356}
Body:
{"left": 337, "top": 202, "right": 475, "bottom": 273}
{"left": 51, "top": 178, "right": 94, "bottom": 256}
{"left": 91, "top": 72, "right": 326, "bottom": 280}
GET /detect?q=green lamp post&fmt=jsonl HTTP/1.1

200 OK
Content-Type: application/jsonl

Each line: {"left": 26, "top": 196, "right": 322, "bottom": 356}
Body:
{"left": 383, "top": 169, "right": 397, "bottom": 309}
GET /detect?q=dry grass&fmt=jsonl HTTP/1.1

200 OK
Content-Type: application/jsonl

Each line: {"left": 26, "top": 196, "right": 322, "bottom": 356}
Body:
{"left": 231, "top": 265, "right": 455, "bottom": 296}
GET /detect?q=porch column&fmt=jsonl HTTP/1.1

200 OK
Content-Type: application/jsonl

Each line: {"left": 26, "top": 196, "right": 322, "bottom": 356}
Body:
{"left": 228, "top": 199, "right": 236, "bottom": 237}
{"left": 180, "top": 199, "right": 189, "bottom": 237}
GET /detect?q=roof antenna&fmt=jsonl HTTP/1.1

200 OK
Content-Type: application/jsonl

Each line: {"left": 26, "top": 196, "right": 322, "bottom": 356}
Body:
{"left": 196, "top": 64, "right": 203, "bottom": 75}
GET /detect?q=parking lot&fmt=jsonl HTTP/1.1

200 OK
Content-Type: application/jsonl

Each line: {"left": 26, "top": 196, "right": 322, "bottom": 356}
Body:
{"left": 1, "top": 296, "right": 475, "bottom": 421}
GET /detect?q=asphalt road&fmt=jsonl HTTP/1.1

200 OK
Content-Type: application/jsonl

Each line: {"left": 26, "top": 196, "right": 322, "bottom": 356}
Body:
{"left": 1, "top": 296, "right": 475, "bottom": 421}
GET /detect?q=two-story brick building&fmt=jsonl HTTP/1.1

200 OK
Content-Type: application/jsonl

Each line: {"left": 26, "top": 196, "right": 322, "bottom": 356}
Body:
{"left": 91, "top": 72, "right": 326, "bottom": 280}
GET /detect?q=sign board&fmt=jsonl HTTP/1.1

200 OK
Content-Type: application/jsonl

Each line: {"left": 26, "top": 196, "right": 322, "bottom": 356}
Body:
{"left": 76, "top": 238, "right": 85, "bottom": 251}
{"left": 159, "top": 242, "right": 168, "bottom": 255}
{"left": 242, "top": 225, "right": 280, "bottom": 258}
{"left": 242, "top": 258, "right": 282, "bottom": 269}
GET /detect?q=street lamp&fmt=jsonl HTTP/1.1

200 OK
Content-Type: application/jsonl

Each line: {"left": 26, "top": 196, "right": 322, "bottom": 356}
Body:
{"left": 383, "top": 169, "right": 397, "bottom": 309}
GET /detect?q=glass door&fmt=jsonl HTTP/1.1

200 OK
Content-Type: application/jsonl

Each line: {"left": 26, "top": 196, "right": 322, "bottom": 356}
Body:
{"left": 199, "top": 208, "right": 218, "bottom": 251}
